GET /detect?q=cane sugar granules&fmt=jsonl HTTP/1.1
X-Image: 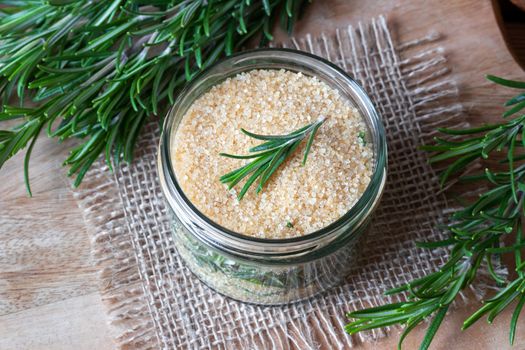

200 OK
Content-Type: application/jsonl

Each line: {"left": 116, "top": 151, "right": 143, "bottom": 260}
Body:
{"left": 171, "top": 69, "right": 373, "bottom": 239}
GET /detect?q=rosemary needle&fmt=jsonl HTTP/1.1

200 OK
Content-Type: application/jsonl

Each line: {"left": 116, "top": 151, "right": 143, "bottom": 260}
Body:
{"left": 219, "top": 117, "right": 326, "bottom": 200}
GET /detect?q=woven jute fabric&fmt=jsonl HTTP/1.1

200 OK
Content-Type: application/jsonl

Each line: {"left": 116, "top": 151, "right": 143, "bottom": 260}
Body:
{"left": 73, "top": 16, "right": 475, "bottom": 349}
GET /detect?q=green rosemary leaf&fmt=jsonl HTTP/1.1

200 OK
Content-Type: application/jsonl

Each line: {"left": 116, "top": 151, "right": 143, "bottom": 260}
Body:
{"left": 241, "top": 126, "right": 309, "bottom": 141}
{"left": 181, "top": 1, "right": 202, "bottom": 28}
{"left": 23, "top": 121, "right": 43, "bottom": 197}
{"left": 223, "top": 155, "right": 272, "bottom": 189}
{"left": 219, "top": 149, "right": 274, "bottom": 159}
{"left": 98, "top": 90, "right": 125, "bottom": 130}
{"left": 258, "top": 142, "right": 300, "bottom": 192}
{"left": 203, "top": 5, "right": 210, "bottom": 36}
{"left": 486, "top": 254, "right": 506, "bottom": 285}
{"left": 47, "top": 0, "right": 80, "bottom": 5}
{"left": 73, "top": 141, "right": 105, "bottom": 187}
{"left": 481, "top": 132, "right": 508, "bottom": 158}
{"left": 433, "top": 136, "right": 485, "bottom": 147}
{"left": 70, "top": 131, "right": 105, "bottom": 164}
{"left": 105, "top": 117, "right": 122, "bottom": 172}
{"left": 263, "top": 17, "right": 273, "bottom": 40}
{"left": 347, "top": 302, "right": 408, "bottom": 318}
{"left": 241, "top": 129, "right": 294, "bottom": 142}
{"left": 429, "top": 142, "right": 483, "bottom": 163}
{"left": 0, "top": 6, "right": 49, "bottom": 33}
{"left": 509, "top": 131, "right": 518, "bottom": 203}
{"left": 225, "top": 21, "right": 234, "bottom": 55}
{"left": 439, "top": 273, "right": 467, "bottom": 306}
{"left": 384, "top": 274, "right": 437, "bottom": 295}
{"left": 398, "top": 314, "right": 426, "bottom": 350}
{"left": 249, "top": 135, "right": 296, "bottom": 150}
{"left": 465, "top": 302, "right": 497, "bottom": 331}
{"left": 238, "top": 165, "right": 266, "bottom": 200}
{"left": 93, "top": 0, "right": 121, "bottom": 26}
{"left": 505, "top": 93, "right": 525, "bottom": 106}
{"left": 503, "top": 100, "right": 525, "bottom": 118}
{"left": 471, "top": 186, "right": 510, "bottom": 214}
{"left": 86, "top": 20, "right": 138, "bottom": 53}
{"left": 220, "top": 162, "right": 252, "bottom": 182}
{"left": 2, "top": 106, "right": 35, "bottom": 116}
{"left": 419, "top": 306, "right": 449, "bottom": 350}
{"left": 28, "top": 73, "right": 82, "bottom": 89}
{"left": 238, "top": 1, "right": 247, "bottom": 34}
{"left": 288, "top": 122, "right": 316, "bottom": 136}
{"left": 438, "top": 153, "right": 479, "bottom": 187}
{"left": 262, "top": 0, "right": 271, "bottom": 15}
{"left": 487, "top": 75, "right": 525, "bottom": 89}
{"left": 44, "top": 52, "right": 114, "bottom": 62}
{"left": 220, "top": 119, "right": 325, "bottom": 198}
{"left": 123, "top": 110, "right": 146, "bottom": 163}
{"left": 510, "top": 294, "right": 525, "bottom": 345}
{"left": 184, "top": 55, "right": 193, "bottom": 82}
{"left": 37, "top": 63, "right": 98, "bottom": 75}
{"left": 437, "top": 124, "right": 500, "bottom": 135}
{"left": 259, "top": 145, "right": 289, "bottom": 186}
{"left": 202, "top": 41, "right": 225, "bottom": 68}
{"left": 346, "top": 313, "right": 414, "bottom": 334}
{"left": 194, "top": 47, "right": 203, "bottom": 69}
{"left": 486, "top": 278, "right": 522, "bottom": 304}
{"left": 302, "top": 120, "right": 323, "bottom": 165}
{"left": 483, "top": 167, "right": 499, "bottom": 184}
{"left": 286, "top": 0, "right": 294, "bottom": 17}
{"left": 418, "top": 144, "right": 452, "bottom": 152}
{"left": 0, "top": 121, "right": 33, "bottom": 168}
{"left": 516, "top": 224, "right": 524, "bottom": 278}
{"left": 488, "top": 290, "right": 521, "bottom": 324}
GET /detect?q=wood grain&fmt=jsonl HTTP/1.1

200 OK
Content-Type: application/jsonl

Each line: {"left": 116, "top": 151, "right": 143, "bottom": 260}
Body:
{"left": 1, "top": 0, "right": 524, "bottom": 349}
{"left": 506, "top": 23, "right": 525, "bottom": 66}
{"left": 0, "top": 136, "right": 99, "bottom": 316}
{"left": 0, "top": 293, "right": 115, "bottom": 350}
{"left": 510, "top": 0, "right": 525, "bottom": 12}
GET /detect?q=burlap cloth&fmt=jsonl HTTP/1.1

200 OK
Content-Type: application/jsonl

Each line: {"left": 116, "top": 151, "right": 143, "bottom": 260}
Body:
{"left": 73, "top": 16, "right": 481, "bottom": 349}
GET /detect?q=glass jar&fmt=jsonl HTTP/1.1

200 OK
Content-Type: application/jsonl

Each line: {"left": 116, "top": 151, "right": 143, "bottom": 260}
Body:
{"left": 158, "top": 49, "right": 387, "bottom": 305}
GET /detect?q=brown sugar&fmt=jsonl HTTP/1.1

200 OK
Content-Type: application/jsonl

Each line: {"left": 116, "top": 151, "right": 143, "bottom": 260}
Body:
{"left": 171, "top": 69, "right": 373, "bottom": 239}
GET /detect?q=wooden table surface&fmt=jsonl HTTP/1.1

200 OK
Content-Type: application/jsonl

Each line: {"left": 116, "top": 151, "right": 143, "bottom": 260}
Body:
{"left": 1, "top": 1, "right": 524, "bottom": 349}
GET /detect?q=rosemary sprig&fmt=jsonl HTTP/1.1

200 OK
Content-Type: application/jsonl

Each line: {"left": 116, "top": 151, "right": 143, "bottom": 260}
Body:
{"left": 346, "top": 74, "right": 525, "bottom": 349}
{"left": 219, "top": 117, "right": 325, "bottom": 199}
{"left": 0, "top": 0, "right": 309, "bottom": 195}
{"left": 185, "top": 231, "right": 300, "bottom": 289}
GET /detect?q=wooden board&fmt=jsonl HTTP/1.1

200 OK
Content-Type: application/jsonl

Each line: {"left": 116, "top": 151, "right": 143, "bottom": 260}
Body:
{"left": 1, "top": 0, "right": 524, "bottom": 348}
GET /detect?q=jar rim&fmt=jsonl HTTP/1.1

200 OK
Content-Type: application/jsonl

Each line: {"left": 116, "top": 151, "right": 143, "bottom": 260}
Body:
{"left": 159, "top": 48, "right": 387, "bottom": 254}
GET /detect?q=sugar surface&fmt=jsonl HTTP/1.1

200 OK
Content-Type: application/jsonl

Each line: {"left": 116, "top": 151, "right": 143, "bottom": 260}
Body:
{"left": 171, "top": 69, "right": 373, "bottom": 239}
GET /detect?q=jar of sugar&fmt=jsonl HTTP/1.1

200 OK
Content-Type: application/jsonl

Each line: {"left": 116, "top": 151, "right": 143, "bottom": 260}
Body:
{"left": 158, "top": 49, "right": 387, "bottom": 305}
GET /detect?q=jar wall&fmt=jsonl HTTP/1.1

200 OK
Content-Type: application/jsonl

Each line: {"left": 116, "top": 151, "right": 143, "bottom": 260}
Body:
{"left": 158, "top": 49, "right": 387, "bottom": 306}
{"left": 169, "top": 205, "right": 369, "bottom": 305}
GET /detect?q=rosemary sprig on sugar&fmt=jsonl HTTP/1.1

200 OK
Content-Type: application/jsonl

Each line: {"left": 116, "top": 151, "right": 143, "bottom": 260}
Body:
{"left": 220, "top": 117, "right": 325, "bottom": 199}
{"left": 346, "top": 75, "right": 525, "bottom": 349}
{"left": 0, "top": 0, "right": 309, "bottom": 195}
